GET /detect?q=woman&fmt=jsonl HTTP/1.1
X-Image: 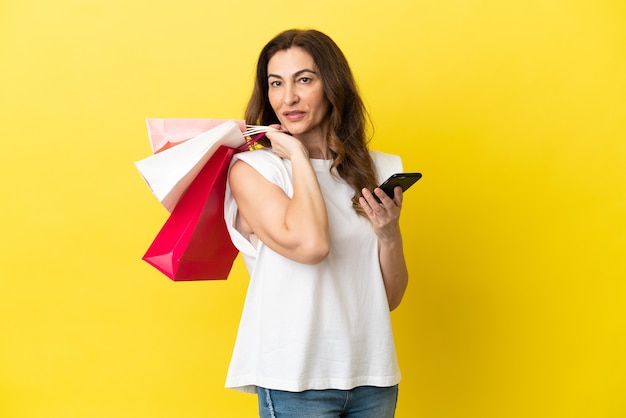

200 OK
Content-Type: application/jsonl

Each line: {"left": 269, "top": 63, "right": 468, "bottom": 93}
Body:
{"left": 224, "top": 29, "right": 409, "bottom": 418}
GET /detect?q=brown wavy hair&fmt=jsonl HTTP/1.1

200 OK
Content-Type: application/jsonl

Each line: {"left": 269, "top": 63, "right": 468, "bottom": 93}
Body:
{"left": 245, "top": 29, "right": 378, "bottom": 217}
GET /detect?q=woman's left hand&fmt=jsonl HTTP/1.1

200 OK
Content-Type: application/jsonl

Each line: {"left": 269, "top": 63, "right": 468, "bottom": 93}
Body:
{"left": 359, "top": 186, "right": 403, "bottom": 240}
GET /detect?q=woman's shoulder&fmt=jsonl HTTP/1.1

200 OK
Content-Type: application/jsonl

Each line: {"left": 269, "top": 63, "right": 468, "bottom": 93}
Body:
{"left": 369, "top": 150, "right": 403, "bottom": 183}
{"left": 234, "top": 147, "right": 281, "bottom": 166}
{"left": 232, "top": 147, "right": 287, "bottom": 173}
{"left": 231, "top": 147, "right": 293, "bottom": 190}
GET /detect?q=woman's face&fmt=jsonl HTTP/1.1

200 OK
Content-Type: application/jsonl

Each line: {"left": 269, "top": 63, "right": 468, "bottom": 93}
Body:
{"left": 267, "top": 47, "right": 330, "bottom": 141}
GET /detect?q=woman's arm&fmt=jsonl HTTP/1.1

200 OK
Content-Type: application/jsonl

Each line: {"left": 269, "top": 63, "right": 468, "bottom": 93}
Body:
{"left": 228, "top": 131, "right": 330, "bottom": 264}
{"left": 360, "top": 186, "right": 409, "bottom": 311}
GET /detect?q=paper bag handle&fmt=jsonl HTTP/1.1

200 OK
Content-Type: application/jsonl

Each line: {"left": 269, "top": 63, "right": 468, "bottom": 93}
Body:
{"left": 237, "top": 133, "right": 266, "bottom": 152}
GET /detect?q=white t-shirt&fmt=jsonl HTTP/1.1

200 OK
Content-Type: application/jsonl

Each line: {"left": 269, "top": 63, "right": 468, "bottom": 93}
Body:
{"left": 224, "top": 148, "right": 403, "bottom": 394}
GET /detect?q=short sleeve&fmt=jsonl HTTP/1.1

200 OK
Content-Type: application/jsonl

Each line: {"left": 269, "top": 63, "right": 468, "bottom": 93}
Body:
{"left": 370, "top": 150, "right": 403, "bottom": 184}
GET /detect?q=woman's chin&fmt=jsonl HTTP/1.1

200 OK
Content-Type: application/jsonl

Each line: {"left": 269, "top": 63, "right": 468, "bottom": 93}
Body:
{"left": 278, "top": 121, "right": 302, "bottom": 134}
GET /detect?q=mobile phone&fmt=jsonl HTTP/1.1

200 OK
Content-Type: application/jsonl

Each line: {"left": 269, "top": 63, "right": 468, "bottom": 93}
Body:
{"left": 376, "top": 172, "right": 422, "bottom": 201}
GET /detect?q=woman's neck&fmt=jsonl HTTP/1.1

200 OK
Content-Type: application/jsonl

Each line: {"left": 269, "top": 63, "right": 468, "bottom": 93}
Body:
{"left": 297, "top": 122, "right": 331, "bottom": 160}
{"left": 306, "top": 143, "right": 331, "bottom": 160}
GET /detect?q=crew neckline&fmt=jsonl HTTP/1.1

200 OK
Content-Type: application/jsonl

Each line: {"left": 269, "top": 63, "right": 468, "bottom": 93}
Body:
{"left": 309, "top": 157, "right": 332, "bottom": 171}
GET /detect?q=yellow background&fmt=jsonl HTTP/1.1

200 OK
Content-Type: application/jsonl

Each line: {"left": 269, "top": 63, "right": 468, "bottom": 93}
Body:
{"left": 1, "top": 0, "right": 625, "bottom": 417}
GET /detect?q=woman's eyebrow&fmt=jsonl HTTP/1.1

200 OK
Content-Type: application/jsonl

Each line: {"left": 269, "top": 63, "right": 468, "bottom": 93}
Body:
{"left": 268, "top": 68, "right": 318, "bottom": 79}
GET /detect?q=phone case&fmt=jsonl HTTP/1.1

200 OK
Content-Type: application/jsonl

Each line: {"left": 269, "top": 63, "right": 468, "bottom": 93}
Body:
{"left": 378, "top": 172, "right": 422, "bottom": 199}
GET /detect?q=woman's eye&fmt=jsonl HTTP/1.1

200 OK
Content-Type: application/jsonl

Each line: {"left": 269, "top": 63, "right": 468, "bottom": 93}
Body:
{"left": 269, "top": 80, "right": 282, "bottom": 87}
{"left": 299, "top": 77, "right": 311, "bottom": 84}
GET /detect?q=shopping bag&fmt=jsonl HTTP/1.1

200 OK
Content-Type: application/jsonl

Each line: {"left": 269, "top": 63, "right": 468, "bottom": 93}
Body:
{"left": 146, "top": 118, "right": 246, "bottom": 153}
{"left": 135, "top": 120, "right": 246, "bottom": 212}
{"left": 141, "top": 145, "right": 239, "bottom": 281}
{"left": 140, "top": 133, "right": 265, "bottom": 281}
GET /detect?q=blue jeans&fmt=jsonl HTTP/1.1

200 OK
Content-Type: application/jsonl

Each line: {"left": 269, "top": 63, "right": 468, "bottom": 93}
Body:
{"left": 257, "top": 385, "right": 398, "bottom": 418}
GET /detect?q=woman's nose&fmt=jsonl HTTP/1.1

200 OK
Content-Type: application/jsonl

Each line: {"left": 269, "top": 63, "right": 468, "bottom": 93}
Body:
{"left": 283, "top": 84, "right": 299, "bottom": 105}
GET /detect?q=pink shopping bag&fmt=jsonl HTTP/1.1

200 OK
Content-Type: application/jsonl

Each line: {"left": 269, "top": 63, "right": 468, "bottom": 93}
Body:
{"left": 146, "top": 118, "right": 246, "bottom": 153}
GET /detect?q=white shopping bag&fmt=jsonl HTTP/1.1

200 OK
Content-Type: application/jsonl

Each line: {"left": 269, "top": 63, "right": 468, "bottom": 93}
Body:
{"left": 135, "top": 120, "right": 246, "bottom": 212}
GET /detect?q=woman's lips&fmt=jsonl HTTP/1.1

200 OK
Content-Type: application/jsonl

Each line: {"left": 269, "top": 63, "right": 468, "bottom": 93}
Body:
{"left": 283, "top": 111, "right": 305, "bottom": 122}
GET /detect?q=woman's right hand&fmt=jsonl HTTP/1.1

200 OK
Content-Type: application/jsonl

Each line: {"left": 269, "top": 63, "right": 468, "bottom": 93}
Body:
{"left": 264, "top": 125, "right": 309, "bottom": 161}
